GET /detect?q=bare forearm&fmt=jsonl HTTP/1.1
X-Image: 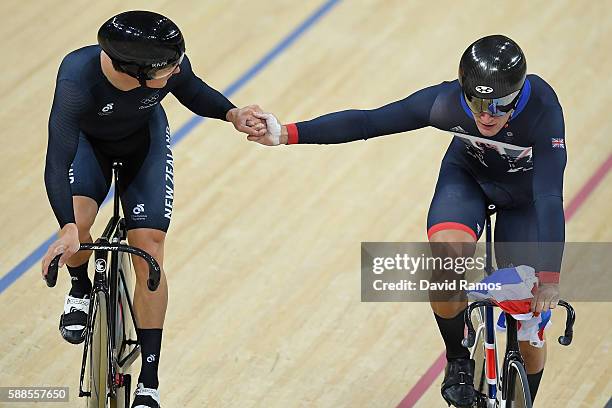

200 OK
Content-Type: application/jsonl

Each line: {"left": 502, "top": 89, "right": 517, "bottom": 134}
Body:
{"left": 280, "top": 125, "right": 288, "bottom": 144}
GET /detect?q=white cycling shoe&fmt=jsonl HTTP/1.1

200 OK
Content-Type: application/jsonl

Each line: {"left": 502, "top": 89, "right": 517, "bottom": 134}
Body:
{"left": 59, "top": 294, "right": 90, "bottom": 344}
{"left": 132, "top": 383, "right": 161, "bottom": 408}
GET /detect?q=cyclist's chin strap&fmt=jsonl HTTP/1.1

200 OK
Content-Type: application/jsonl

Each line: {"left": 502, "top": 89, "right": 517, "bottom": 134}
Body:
{"left": 137, "top": 71, "right": 149, "bottom": 88}
{"left": 115, "top": 62, "right": 149, "bottom": 88}
{"left": 504, "top": 110, "right": 515, "bottom": 127}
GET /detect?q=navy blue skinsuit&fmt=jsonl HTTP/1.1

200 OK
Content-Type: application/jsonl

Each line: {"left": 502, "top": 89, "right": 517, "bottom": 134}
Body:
{"left": 286, "top": 76, "right": 566, "bottom": 282}
{"left": 45, "top": 45, "right": 235, "bottom": 232}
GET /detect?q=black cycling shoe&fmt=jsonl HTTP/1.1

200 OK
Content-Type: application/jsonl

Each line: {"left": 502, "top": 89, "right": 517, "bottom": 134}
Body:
{"left": 441, "top": 358, "right": 477, "bottom": 408}
{"left": 59, "top": 294, "right": 89, "bottom": 344}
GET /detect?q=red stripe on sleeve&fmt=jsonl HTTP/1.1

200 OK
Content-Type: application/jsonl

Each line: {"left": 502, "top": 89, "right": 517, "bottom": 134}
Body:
{"left": 536, "top": 271, "right": 560, "bottom": 284}
{"left": 286, "top": 123, "right": 299, "bottom": 145}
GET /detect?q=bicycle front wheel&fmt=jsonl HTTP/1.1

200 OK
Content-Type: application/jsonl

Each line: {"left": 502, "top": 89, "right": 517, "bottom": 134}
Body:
{"left": 110, "top": 251, "right": 136, "bottom": 408}
{"left": 87, "top": 291, "right": 110, "bottom": 408}
{"left": 506, "top": 360, "right": 532, "bottom": 408}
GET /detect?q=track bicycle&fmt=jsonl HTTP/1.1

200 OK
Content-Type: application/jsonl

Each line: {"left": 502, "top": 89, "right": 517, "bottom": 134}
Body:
{"left": 462, "top": 205, "right": 576, "bottom": 408}
{"left": 45, "top": 162, "right": 161, "bottom": 407}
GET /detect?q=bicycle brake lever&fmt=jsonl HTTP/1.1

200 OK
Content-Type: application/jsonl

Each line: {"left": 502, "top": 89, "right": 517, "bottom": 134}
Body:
{"left": 45, "top": 254, "right": 62, "bottom": 288}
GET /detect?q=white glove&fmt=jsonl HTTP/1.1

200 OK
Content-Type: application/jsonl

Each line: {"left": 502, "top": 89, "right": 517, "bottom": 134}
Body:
{"left": 259, "top": 112, "right": 282, "bottom": 146}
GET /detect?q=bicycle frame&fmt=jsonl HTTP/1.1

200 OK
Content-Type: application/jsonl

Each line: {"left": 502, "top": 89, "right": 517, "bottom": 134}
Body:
{"left": 479, "top": 204, "right": 528, "bottom": 406}
{"left": 77, "top": 223, "right": 138, "bottom": 398}
{"left": 77, "top": 162, "right": 134, "bottom": 400}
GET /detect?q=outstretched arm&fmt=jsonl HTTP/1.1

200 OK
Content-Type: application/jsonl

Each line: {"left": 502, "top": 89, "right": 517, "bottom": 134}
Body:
{"left": 249, "top": 84, "right": 441, "bottom": 146}
{"left": 171, "top": 56, "right": 265, "bottom": 137}
{"left": 171, "top": 56, "right": 235, "bottom": 120}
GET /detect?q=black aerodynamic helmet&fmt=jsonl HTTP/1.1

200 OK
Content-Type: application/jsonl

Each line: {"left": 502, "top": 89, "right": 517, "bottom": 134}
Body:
{"left": 98, "top": 10, "right": 185, "bottom": 85}
{"left": 458, "top": 35, "right": 526, "bottom": 116}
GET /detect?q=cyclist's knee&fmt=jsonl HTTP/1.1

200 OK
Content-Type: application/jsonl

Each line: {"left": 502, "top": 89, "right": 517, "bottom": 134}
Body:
{"left": 127, "top": 229, "right": 166, "bottom": 279}
{"left": 431, "top": 301, "right": 467, "bottom": 318}
{"left": 519, "top": 341, "right": 546, "bottom": 373}
{"left": 428, "top": 226, "right": 476, "bottom": 307}
{"left": 429, "top": 227, "right": 477, "bottom": 259}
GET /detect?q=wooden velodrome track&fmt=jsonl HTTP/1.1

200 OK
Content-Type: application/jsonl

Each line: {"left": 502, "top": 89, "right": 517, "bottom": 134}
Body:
{"left": 1, "top": 0, "right": 611, "bottom": 407}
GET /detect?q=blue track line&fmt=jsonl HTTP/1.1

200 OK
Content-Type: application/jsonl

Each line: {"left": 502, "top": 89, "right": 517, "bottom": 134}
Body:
{"left": 0, "top": 0, "right": 341, "bottom": 295}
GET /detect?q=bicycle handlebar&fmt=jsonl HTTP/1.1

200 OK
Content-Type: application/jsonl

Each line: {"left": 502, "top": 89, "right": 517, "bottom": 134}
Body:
{"left": 45, "top": 243, "right": 161, "bottom": 291}
{"left": 462, "top": 299, "right": 575, "bottom": 348}
{"left": 556, "top": 300, "right": 575, "bottom": 346}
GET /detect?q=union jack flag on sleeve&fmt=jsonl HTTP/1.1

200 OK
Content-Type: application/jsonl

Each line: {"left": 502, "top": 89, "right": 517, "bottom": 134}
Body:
{"left": 551, "top": 138, "right": 565, "bottom": 149}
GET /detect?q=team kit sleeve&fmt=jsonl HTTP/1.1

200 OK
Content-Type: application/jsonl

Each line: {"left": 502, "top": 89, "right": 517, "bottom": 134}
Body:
{"left": 45, "top": 79, "right": 90, "bottom": 227}
{"left": 531, "top": 106, "right": 567, "bottom": 284}
{"left": 285, "top": 84, "right": 442, "bottom": 144}
{"left": 170, "top": 56, "right": 236, "bottom": 120}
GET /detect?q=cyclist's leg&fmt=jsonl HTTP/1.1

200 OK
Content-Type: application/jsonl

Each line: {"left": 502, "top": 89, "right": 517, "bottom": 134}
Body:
{"left": 428, "top": 160, "right": 486, "bottom": 318}
{"left": 127, "top": 228, "right": 167, "bottom": 398}
{"left": 67, "top": 134, "right": 112, "bottom": 290}
{"left": 495, "top": 204, "right": 546, "bottom": 402}
{"left": 427, "top": 159, "right": 487, "bottom": 407}
{"left": 60, "top": 134, "right": 112, "bottom": 343}
{"left": 519, "top": 338, "right": 546, "bottom": 402}
{"left": 127, "top": 229, "right": 167, "bottom": 327}
{"left": 120, "top": 108, "right": 172, "bottom": 402}
{"left": 429, "top": 227, "right": 477, "bottom": 317}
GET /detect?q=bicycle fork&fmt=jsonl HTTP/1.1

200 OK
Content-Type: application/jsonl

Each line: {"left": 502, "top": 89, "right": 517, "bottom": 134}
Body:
{"left": 78, "top": 247, "right": 113, "bottom": 398}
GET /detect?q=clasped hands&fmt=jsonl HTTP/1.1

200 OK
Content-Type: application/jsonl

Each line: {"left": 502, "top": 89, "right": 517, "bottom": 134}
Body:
{"left": 226, "top": 106, "right": 285, "bottom": 146}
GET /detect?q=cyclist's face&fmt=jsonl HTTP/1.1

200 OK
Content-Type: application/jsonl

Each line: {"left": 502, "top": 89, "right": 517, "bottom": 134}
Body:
{"left": 145, "top": 64, "right": 181, "bottom": 88}
{"left": 472, "top": 111, "right": 511, "bottom": 137}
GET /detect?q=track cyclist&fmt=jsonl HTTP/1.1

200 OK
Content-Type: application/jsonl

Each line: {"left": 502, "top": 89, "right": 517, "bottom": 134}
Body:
{"left": 41, "top": 10, "right": 267, "bottom": 408}
{"left": 250, "top": 35, "right": 566, "bottom": 407}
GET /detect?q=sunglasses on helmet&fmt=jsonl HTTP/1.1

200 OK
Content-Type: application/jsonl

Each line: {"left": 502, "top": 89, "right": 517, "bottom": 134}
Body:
{"left": 464, "top": 89, "right": 521, "bottom": 117}
{"left": 145, "top": 53, "right": 185, "bottom": 80}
